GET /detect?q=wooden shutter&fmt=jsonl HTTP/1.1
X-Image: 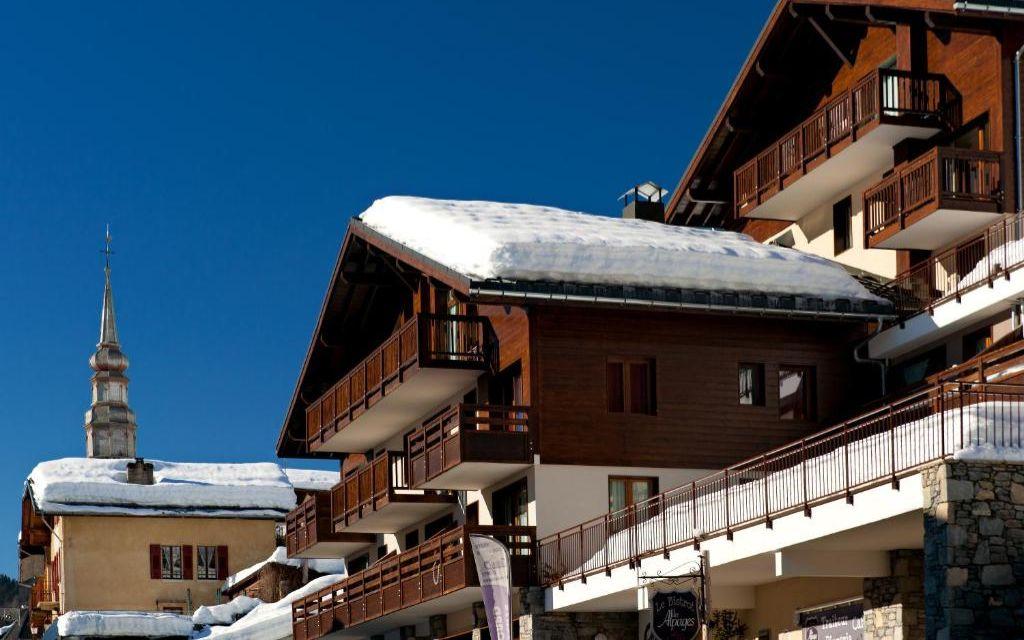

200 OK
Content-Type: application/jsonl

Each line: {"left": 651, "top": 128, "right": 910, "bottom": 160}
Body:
{"left": 606, "top": 362, "right": 624, "bottom": 412}
{"left": 182, "top": 545, "right": 193, "bottom": 580}
{"left": 216, "top": 546, "right": 229, "bottom": 580}
{"left": 629, "top": 362, "right": 650, "bottom": 414}
{"left": 149, "top": 545, "right": 161, "bottom": 579}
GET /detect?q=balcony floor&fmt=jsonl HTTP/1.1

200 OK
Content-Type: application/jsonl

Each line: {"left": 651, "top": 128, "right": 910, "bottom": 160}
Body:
{"left": 324, "top": 587, "right": 483, "bottom": 639}
{"left": 744, "top": 122, "right": 940, "bottom": 221}
{"left": 290, "top": 537, "right": 375, "bottom": 560}
{"left": 417, "top": 460, "right": 532, "bottom": 491}
{"left": 317, "top": 368, "right": 483, "bottom": 453}
{"left": 336, "top": 493, "right": 456, "bottom": 534}
{"left": 871, "top": 207, "right": 1004, "bottom": 250}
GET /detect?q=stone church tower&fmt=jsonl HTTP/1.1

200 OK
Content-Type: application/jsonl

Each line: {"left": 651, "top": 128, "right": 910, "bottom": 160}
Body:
{"left": 84, "top": 231, "right": 137, "bottom": 458}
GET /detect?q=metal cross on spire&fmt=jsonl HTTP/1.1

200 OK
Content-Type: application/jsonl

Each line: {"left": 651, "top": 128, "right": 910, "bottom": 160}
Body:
{"left": 101, "top": 224, "right": 114, "bottom": 271}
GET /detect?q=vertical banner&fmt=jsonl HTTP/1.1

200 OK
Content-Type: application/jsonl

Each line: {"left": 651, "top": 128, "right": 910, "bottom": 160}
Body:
{"left": 469, "top": 533, "right": 513, "bottom": 640}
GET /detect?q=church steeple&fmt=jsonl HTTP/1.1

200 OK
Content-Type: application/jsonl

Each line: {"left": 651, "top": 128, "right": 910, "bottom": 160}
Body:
{"left": 84, "top": 227, "right": 137, "bottom": 459}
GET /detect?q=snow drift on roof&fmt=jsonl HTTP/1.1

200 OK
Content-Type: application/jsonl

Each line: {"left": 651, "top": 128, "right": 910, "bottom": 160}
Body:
{"left": 28, "top": 458, "right": 296, "bottom": 517}
{"left": 53, "top": 611, "right": 194, "bottom": 638}
{"left": 359, "top": 196, "right": 884, "bottom": 303}
{"left": 223, "top": 546, "right": 347, "bottom": 592}
{"left": 193, "top": 596, "right": 262, "bottom": 626}
{"left": 282, "top": 468, "right": 338, "bottom": 492}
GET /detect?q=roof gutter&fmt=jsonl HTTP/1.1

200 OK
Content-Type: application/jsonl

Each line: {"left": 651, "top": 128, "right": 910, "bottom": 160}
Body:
{"left": 470, "top": 285, "right": 894, "bottom": 322}
{"left": 953, "top": 2, "right": 1024, "bottom": 15}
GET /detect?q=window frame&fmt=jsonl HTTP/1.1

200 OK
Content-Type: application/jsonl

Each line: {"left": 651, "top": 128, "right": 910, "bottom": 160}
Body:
{"left": 606, "top": 356, "right": 657, "bottom": 415}
{"left": 778, "top": 364, "right": 817, "bottom": 421}
{"left": 607, "top": 476, "right": 659, "bottom": 513}
{"left": 832, "top": 196, "right": 853, "bottom": 255}
{"left": 738, "top": 362, "right": 766, "bottom": 406}
{"left": 196, "top": 545, "right": 219, "bottom": 581}
{"left": 160, "top": 545, "right": 183, "bottom": 580}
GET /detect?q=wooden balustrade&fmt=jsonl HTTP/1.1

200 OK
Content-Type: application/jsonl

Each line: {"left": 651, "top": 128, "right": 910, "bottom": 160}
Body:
{"left": 407, "top": 404, "right": 533, "bottom": 489}
{"left": 304, "top": 314, "right": 492, "bottom": 452}
{"left": 284, "top": 492, "right": 376, "bottom": 559}
{"left": 734, "top": 68, "right": 961, "bottom": 218}
{"left": 864, "top": 147, "right": 1002, "bottom": 247}
{"left": 292, "top": 525, "right": 536, "bottom": 640}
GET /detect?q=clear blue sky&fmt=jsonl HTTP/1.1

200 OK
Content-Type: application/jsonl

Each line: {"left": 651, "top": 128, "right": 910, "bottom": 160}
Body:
{"left": 0, "top": 1, "right": 769, "bottom": 577}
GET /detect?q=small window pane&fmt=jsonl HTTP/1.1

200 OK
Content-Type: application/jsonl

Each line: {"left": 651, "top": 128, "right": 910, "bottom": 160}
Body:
{"left": 606, "top": 362, "right": 624, "bottom": 413}
{"left": 629, "top": 363, "right": 650, "bottom": 414}
{"left": 609, "top": 479, "right": 626, "bottom": 512}
{"left": 780, "top": 366, "right": 815, "bottom": 421}
{"left": 631, "top": 480, "right": 652, "bottom": 504}
{"left": 739, "top": 363, "right": 765, "bottom": 406}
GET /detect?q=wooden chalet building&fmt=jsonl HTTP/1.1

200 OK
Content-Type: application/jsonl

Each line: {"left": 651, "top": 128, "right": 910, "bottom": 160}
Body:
{"left": 276, "top": 195, "right": 891, "bottom": 639}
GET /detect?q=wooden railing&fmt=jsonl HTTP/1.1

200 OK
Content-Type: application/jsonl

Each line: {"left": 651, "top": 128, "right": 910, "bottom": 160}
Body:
{"left": 304, "top": 314, "right": 492, "bottom": 449}
{"left": 864, "top": 148, "right": 1002, "bottom": 244}
{"left": 407, "top": 404, "right": 532, "bottom": 488}
{"left": 292, "top": 525, "right": 536, "bottom": 640}
{"left": 285, "top": 492, "right": 331, "bottom": 557}
{"left": 734, "top": 68, "right": 961, "bottom": 217}
{"left": 29, "top": 574, "right": 54, "bottom": 611}
{"left": 878, "top": 212, "right": 1024, "bottom": 319}
{"left": 537, "top": 382, "right": 1024, "bottom": 587}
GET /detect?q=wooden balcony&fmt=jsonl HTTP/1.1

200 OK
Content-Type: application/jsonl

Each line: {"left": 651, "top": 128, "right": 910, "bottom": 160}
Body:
{"left": 292, "top": 525, "right": 536, "bottom": 640}
{"left": 407, "top": 404, "right": 532, "bottom": 491}
{"left": 331, "top": 452, "right": 456, "bottom": 534}
{"left": 734, "top": 68, "right": 960, "bottom": 221}
{"left": 305, "top": 314, "right": 493, "bottom": 454}
{"left": 865, "top": 147, "right": 1003, "bottom": 250}
{"left": 285, "top": 492, "right": 375, "bottom": 560}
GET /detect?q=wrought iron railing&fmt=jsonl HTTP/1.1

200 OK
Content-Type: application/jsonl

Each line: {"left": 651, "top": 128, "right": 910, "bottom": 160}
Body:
{"left": 538, "top": 382, "right": 1024, "bottom": 587}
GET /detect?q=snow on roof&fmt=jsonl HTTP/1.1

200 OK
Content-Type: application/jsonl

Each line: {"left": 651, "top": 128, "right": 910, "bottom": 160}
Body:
{"left": 358, "top": 196, "right": 885, "bottom": 304}
{"left": 193, "top": 596, "right": 262, "bottom": 626}
{"left": 199, "top": 574, "right": 345, "bottom": 640}
{"left": 282, "top": 468, "right": 338, "bottom": 492}
{"left": 28, "top": 458, "right": 296, "bottom": 518}
{"left": 223, "top": 547, "right": 346, "bottom": 592}
{"left": 52, "top": 611, "right": 194, "bottom": 638}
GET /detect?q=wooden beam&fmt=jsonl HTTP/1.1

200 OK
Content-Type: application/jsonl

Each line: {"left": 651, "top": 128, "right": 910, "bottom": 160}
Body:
{"left": 807, "top": 16, "right": 852, "bottom": 66}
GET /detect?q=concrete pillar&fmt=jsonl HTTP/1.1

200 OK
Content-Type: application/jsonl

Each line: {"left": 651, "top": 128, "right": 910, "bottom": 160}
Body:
{"left": 922, "top": 460, "right": 1024, "bottom": 639}
{"left": 863, "top": 549, "right": 925, "bottom": 640}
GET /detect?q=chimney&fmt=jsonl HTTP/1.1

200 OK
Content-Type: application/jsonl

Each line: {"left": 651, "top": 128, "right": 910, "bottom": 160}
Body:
{"left": 127, "top": 457, "right": 155, "bottom": 485}
{"left": 620, "top": 181, "right": 667, "bottom": 222}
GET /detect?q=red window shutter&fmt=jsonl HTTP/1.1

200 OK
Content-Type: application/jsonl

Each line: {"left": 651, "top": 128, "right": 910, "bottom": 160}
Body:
{"left": 216, "top": 546, "right": 229, "bottom": 580}
{"left": 149, "top": 545, "right": 161, "bottom": 579}
{"left": 606, "top": 362, "right": 624, "bottom": 413}
{"left": 182, "top": 545, "right": 194, "bottom": 580}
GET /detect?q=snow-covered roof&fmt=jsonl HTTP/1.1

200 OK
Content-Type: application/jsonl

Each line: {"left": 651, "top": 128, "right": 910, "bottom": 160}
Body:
{"left": 48, "top": 611, "right": 194, "bottom": 638}
{"left": 223, "top": 546, "right": 347, "bottom": 592}
{"left": 27, "top": 458, "right": 297, "bottom": 518}
{"left": 193, "top": 596, "right": 262, "bottom": 627}
{"left": 358, "top": 197, "right": 887, "bottom": 309}
{"left": 281, "top": 468, "right": 338, "bottom": 493}
{"left": 200, "top": 574, "right": 345, "bottom": 640}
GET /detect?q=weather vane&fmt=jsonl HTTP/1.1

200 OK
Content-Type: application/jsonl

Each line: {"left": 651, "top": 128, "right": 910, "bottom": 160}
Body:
{"left": 101, "top": 224, "right": 114, "bottom": 270}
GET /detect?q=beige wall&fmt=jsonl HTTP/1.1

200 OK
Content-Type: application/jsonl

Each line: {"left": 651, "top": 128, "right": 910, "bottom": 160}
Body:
{"left": 60, "top": 515, "right": 277, "bottom": 613}
{"left": 738, "top": 578, "right": 863, "bottom": 640}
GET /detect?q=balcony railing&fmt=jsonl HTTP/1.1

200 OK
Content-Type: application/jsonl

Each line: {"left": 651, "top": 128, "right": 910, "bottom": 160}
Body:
{"left": 305, "top": 314, "right": 492, "bottom": 451}
{"left": 29, "top": 574, "right": 55, "bottom": 611}
{"left": 864, "top": 147, "right": 1002, "bottom": 246}
{"left": 734, "top": 68, "right": 961, "bottom": 218}
{"left": 285, "top": 492, "right": 375, "bottom": 558}
{"left": 878, "top": 212, "right": 1024, "bottom": 319}
{"left": 292, "top": 525, "right": 536, "bottom": 640}
{"left": 537, "top": 381, "right": 1024, "bottom": 587}
{"left": 331, "top": 452, "right": 455, "bottom": 531}
{"left": 407, "top": 404, "right": 532, "bottom": 489}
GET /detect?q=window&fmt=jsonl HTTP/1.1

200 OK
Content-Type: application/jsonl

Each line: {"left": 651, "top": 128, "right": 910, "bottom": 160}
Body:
{"left": 962, "top": 326, "right": 992, "bottom": 360}
{"left": 424, "top": 514, "right": 454, "bottom": 540}
{"left": 779, "top": 366, "right": 816, "bottom": 421}
{"left": 404, "top": 530, "right": 420, "bottom": 549}
{"left": 197, "top": 546, "right": 218, "bottom": 580}
{"left": 739, "top": 363, "right": 766, "bottom": 406}
{"left": 889, "top": 346, "right": 947, "bottom": 389}
{"left": 347, "top": 554, "right": 369, "bottom": 574}
{"left": 608, "top": 477, "right": 658, "bottom": 512}
{"left": 160, "top": 545, "right": 183, "bottom": 580}
{"left": 607, "top": 357, "right": 656, "bottom": 415}
{"left": 492, "top": 478, "right": 529, "bottom": 527}
{"left": 833, "top": 196, "right": 852, "bottom": 255}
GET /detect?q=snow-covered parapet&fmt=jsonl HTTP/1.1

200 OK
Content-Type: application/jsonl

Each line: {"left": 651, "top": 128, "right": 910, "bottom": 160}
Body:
{"left": 50, "top": 611, "right": 194, "bottom": 638}
{"left": 359, "top": 196, "right": 885, "bottom": 305}
{"left": 26, "top": 459, "right": 319, "bottom": 518}
{"left": 193, "top": 597, "right": 262, "bottom": 626}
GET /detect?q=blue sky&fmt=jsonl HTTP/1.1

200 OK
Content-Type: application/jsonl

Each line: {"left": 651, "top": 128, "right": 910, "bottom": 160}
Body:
{"left": 0, "top": 1, "right": 769, "bottom": 577}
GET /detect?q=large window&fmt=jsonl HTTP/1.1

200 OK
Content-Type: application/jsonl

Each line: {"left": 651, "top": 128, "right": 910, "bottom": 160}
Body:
{"left": 160, "top": 545, "right": 183, "bottom": 580}
{"left": 196, "top": 546, "right": 218, "bottom": 580}
{"left": 833, "top": 196, "right": 852, "bottom": 255}
{"left": 493, "top": 478, "right": 529, "bottom": 527}
{"left": 607, "top": 357, "right": 656, "bottom": 415}
{"left": 739, "top": 363, "right": 766, "bottom": 406}
{"left": 608, "top": 476, "right": 658, "bottom": 512}
{"left": 779, "top": 365, "right": 816, "bottom": 421}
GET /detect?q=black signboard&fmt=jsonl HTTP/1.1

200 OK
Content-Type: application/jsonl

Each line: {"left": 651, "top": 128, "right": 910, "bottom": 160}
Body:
{"left": 799, "top": 600, "right": 864, "bottom": 640}
{"left": 650, "top": 590, "right": 701, "bottom": 640}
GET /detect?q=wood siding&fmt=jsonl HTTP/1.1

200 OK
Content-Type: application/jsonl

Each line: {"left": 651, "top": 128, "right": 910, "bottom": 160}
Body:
{"left": 531, "top": 306, "right": 863, "bottom": 469}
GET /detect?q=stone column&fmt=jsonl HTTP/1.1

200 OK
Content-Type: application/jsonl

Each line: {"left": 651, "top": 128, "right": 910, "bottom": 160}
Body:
{"left": 863, "top": 549, "right": 925, "bottom": 640}
{"left": 921, "top": 460, "right": 1024, "bottom": 639}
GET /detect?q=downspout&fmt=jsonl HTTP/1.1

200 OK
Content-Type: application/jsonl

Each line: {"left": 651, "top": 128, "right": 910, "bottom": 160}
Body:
{"left": 854, "top": 317, "right": 888, "bottom": 396}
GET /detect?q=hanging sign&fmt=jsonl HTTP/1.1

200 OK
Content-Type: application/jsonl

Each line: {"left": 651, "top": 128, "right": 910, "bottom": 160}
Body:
{"left": 799, "top": 600, "right": 864, "bottom": 640}
{"left": 649, "top": 589, "right": 701, "bottom": 640}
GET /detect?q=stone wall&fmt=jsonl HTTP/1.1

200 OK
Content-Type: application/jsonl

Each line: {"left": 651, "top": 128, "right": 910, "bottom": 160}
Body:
{"left": 862, "top": 549, "right": 925, "bottom": 640}
{"left": 518, "top": 611, "right": 638, "bottom": 640}
{"left": 921, "top": 460, "right": 1024, "bottom": 639}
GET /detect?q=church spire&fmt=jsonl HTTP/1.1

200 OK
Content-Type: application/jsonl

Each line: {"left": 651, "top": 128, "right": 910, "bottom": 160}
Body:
{"left": 84, "top": 226, "right": 137, "bottom": 459}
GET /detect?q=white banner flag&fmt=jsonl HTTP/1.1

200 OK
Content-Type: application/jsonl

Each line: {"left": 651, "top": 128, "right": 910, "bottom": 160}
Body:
{"left": 469, "top": 533, "right": 513, "bottom": 640}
